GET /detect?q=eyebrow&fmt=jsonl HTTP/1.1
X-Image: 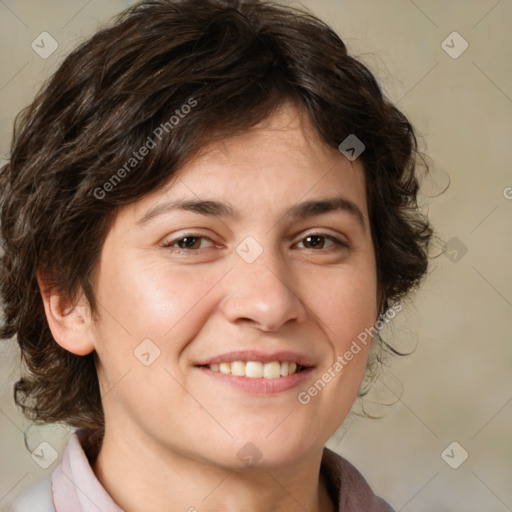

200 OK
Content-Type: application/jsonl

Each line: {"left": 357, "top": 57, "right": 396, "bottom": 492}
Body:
{"left": 136, "top": 195, "right": 366, "bottom": 232}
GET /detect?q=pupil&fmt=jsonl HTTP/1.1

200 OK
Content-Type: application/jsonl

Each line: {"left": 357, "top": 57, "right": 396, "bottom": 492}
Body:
{"left": 180, "top": 237, "right": 198, "bottom": 248}
{"left": 306, "top": 235, "right": 322, "bottom": 248}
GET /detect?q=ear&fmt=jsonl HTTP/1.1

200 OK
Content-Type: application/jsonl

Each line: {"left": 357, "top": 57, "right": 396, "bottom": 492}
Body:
{"left": 37, "top": 275, "right": 95, "bottom": 356}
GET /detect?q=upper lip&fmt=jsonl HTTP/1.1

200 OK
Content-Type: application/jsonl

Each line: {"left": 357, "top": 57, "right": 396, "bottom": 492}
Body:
{"left": 195, "top": 350, "right": 315, "bottom": 367}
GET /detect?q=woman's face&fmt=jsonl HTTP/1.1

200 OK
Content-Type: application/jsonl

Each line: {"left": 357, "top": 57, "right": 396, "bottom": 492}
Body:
{"left": 91, "top": 103, "right": 379, "bottom": 469}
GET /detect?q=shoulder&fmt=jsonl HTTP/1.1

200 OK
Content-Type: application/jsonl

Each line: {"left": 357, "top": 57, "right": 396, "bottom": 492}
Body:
{"left": 8, "top": 475, "right": 55, "bottom": 512}
{"left": 321, "top": 447, "right": 396, "bottom": 512}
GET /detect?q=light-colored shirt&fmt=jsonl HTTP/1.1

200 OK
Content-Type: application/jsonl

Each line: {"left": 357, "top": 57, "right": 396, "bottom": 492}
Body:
{"left": 10, "top": 429, "right": 395, "bottom": 511}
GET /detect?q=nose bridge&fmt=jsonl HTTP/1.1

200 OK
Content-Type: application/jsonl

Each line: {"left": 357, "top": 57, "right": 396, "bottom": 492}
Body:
{"left": 219, "top": 238, "right": 306, "bottom": 331}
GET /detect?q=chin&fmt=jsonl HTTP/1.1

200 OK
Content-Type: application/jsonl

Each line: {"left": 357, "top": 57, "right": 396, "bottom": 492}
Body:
{"left": 223, "top": 431, "right": 321, "bottom": 471}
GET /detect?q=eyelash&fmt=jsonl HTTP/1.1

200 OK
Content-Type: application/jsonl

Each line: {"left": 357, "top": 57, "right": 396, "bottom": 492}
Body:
{"left": 161, "top": 233, "right": 349, "bottom": 255}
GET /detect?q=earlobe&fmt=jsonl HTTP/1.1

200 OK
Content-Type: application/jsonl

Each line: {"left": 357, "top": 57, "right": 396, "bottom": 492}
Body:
{"left": 38, "top": 276, "right": 95, "bottom": 356}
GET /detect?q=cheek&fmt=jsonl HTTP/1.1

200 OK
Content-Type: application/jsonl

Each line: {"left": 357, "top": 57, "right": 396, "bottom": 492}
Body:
{"left": 91, "top": 259, "right": 223, "bottom": 402}
{"left": 307, "top": 264, "right": 378, "bottom": 349}
{"left": 94, "top": 256, "right": 222, "bottom": 348}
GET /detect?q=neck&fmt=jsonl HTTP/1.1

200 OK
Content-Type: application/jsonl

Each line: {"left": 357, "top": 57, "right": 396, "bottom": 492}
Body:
{"left": 92, "top": 424, "right": 335, "bottom": 512}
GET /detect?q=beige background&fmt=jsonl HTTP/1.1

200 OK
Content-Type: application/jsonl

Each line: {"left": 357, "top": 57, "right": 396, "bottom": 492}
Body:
{"left": 0, "top": 0, "right": 511, "bottom": 510}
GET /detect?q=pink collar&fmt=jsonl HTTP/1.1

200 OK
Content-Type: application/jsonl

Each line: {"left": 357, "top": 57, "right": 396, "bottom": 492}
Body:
{"left": 52, "top": 433, "right": 123, "bottom": 512}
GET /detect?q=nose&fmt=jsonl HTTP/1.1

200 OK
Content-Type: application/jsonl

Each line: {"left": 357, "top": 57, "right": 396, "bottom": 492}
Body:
{"left": 219, "top": 249, "right": 307, "bottom": 332}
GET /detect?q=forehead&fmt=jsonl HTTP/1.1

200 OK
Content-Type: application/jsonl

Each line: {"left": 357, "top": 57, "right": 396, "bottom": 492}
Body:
{"left": 123, "top": 103, "right": 368, "bottom": 226}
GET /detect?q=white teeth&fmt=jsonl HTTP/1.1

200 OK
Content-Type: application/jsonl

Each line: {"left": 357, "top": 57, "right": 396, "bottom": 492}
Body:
{"left": 245, "top": 361, "right": 263, "bottom": 378}
{"left": 263, "top": 361, "right": 281, "bottom": 379}
{"left": 206, "top": 360, "right": 301, "bottom": 378}
{"left": 231, "top": 361, "right": 246, "bottom": 376}
{"left": 219, "top": 362, "right": 231, "bottom": 374}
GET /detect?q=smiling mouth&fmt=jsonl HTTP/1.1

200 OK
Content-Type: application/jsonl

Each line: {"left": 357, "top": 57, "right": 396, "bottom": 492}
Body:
{"left": 199, "top": 361, "right": 306, "bottom": 379}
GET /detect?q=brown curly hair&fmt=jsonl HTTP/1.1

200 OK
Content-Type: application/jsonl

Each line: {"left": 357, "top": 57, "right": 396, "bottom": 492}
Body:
{"left": 0, "top": 0, "right": 432, "bottom": 429}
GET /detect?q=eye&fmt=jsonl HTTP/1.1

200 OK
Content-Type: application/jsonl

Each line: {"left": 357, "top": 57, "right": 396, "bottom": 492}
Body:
{"left": 161, "top": 234, "right": 216, "bottom": 253}
{"left": 161, "top": 232, "right": 349, "bottom": 255}
{"left": 296, "top": 233, "right": 349, "bottom": 251}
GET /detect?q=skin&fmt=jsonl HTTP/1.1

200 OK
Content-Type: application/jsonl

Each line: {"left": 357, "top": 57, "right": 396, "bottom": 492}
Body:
{"left": 41, "top": 103, "right": 380, "bottom": 512}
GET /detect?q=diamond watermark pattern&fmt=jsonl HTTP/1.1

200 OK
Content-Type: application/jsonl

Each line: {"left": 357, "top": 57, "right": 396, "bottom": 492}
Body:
{"left": 31, "top": 32, "right": 58, "bottom": 59}
{"left": 237, "top": 442, "right": 263, "bottom": 467}
{"left": 441, "top": 441, "right": 468, "bottom": 469}
{"left": 236, "top": 236, "right": 263, "bottom": 264}
{"left": 338, "top": 134, "right": 365, "bottom": 161}
{"left": 134, "top": 338, "right": 161, "bottom": 366}
{"left": 31, "top": 441, "right": 58, "bottom": 469}
{"left": 444, "top": 236, "right": 468, "bottom": 263}
{"left": 441, "top": 32, "right": 468, "bottom": 59}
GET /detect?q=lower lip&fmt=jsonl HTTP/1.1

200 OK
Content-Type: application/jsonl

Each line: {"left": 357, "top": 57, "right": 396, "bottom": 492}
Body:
{"left": 197, "top": 366, "right": 313, "bottom": 394}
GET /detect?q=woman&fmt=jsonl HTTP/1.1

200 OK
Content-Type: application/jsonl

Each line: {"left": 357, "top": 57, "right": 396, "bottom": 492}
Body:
{"left": 0, "top": 1, "right": 432, "bottom": 510}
